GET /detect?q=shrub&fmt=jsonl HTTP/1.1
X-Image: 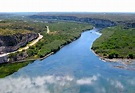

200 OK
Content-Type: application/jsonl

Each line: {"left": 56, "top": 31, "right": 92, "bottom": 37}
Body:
{"left": 128, "top": 53, "right": 134, "bottom": 59}
{"left": 108, "top": 52, "right": 119, "bottom": 59}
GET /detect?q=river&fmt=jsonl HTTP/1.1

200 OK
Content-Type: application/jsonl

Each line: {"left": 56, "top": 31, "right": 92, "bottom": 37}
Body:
{"left": 0, "top": 28, "right": 135, "bottom": 93}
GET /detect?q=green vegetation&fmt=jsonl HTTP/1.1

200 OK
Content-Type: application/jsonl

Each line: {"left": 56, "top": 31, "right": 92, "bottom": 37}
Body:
{"left": 1, "top": 13, "right": 135, "bottom": 78}
{"left": 0, "top": 20, "right": 92, "bottom": 77}
{"left": 0, "top": 61, "right": 32, "bottom": 78}
{"left": 0, "top": 20, "right": 92, "bottom": 78}
{"left": 8, "top": 21, "right": 92, "bottom": 60}
{"left": 0, "top": 21, "right": 32, "bottom": 35}
{"left": 30, "top": 22, "right": 91, "bottom": 57}
{"left": 0, "top": 28, "right": 31, "bottom": 36}
{"left": 92, "top": 26, "right": 135, "bottom": 59}
{"left": 36, "top": 13, "right": 135, "bottom": 22}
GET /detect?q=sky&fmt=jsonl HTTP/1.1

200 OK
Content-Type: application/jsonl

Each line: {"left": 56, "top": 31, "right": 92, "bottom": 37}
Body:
{"left": 0, "top": 0, "right": 134, "bottom": 12}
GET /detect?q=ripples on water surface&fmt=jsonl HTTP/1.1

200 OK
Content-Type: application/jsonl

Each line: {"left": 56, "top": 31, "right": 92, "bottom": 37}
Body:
{"left": 0, "top": 28, "right": 135, "bottom": 93}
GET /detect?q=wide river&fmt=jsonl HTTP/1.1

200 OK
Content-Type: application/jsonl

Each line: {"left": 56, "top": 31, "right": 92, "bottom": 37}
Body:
{"left": 0, "top": 28, "right": 135, "bottom": 93}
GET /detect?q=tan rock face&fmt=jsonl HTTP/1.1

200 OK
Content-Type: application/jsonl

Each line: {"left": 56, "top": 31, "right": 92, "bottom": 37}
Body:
{"left": 0, "top": 33, "right": 38, "bottom": 53}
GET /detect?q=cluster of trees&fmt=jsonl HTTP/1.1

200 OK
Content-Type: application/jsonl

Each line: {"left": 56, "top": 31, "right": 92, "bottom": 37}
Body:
{"left": 92, "top": 26, "right": 135, "bottom": 59}
{"left": 8, "top": 21, "right": 92, "bottom": 61}
{"left": 0, "top": 20, "right": 41, "bottom": 37}
{"left": 0, "top": 60, "right": 32, "bottom": 78}
{"left": 26, "top": 22, "right": 92, "bottom": 59}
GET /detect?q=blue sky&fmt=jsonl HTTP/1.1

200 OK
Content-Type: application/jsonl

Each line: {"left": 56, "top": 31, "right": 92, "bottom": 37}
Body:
{"left": 0, "top": 0, "right": 134, "bottom": 12}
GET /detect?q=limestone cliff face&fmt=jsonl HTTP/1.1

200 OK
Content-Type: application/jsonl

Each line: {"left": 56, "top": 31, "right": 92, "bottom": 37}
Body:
{"left": 126, "top": 22, "right": 135, "bottom": 28}
{"left": 0, "top": 33, "right": 38, "bottom": 53}
{"left": 29, "top": 15, "right": 116, "bottom": 28}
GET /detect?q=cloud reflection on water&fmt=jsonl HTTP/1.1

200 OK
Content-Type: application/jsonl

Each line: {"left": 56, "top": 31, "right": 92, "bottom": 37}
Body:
{"left": 0, "top": 75, "right": 101, "bottom": 93}
{"left": 76, "top": 75, "right": 98, "bottom": 85}
{"left": 1, "top": 73, "right": 133, "bottom": 93}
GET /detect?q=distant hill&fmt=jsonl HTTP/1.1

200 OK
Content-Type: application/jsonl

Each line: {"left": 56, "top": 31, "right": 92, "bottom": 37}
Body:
{"left": 35, "top": 12, "right": 135, "bottom": 22}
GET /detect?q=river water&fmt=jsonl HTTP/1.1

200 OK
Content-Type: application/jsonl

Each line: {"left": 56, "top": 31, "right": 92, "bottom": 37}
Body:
{"left": 0, "top": 28, "right": 135, "bottom": 93}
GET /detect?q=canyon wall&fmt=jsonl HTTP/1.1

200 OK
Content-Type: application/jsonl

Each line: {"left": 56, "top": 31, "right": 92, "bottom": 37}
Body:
{"left": 0, "top": 33, "right": 38, "bottom": 53}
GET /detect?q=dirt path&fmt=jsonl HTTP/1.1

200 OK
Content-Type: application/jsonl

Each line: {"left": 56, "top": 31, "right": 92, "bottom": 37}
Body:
{"left": 0, "top": 33, "right": 43, "bottom": 57}
{"left": 18, "top": 33, "right": 43, "bottom": 51}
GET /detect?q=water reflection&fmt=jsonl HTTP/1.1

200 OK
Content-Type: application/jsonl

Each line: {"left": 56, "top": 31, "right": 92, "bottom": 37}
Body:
{"left": 1, "top": 74, "right": 134, "bottom": 93}
{"left": 0, "top": 28, "right": 135, "bottom": 93}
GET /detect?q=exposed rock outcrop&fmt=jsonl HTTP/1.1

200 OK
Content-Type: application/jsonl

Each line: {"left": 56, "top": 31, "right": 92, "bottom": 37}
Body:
{"left": 0, "top": 33, "right": 38, "bottom": 53}
{"left": 0, "top": 56, "right": 8, "bottom": 63}
{"left": 116, "top": 21, "right": 135, "bottom": 28}
{"left": 29, "top": 15, "right": 116, "bottom": 28}
{"left": 126, "top": 22, "right": 135, "bottom": 28}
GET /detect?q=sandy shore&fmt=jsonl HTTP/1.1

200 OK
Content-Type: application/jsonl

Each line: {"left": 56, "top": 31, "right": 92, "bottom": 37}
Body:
{"left": 91, "top": 49, "right": 135, "bottom": 65}
{"left": 101, "top": 58, "right": 135, "bottom": 65}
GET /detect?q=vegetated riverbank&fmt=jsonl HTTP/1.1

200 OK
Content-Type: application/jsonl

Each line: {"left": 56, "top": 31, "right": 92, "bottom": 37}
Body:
{"left": 0, "top": 52, "right": 53, "bottom": 78}
{"left": 8, "top": 22, "right": 93, "bottom": 62}
{"left": 0, "top": 22, "right": 93, "bottom": 78}
{"left": 0, "top": 60, "right": 33, "bottom": 78}
{"left": 92, "top": 49, "right": 135, "bottom": 65}
{"left": 92, "top": 26, "right": 135, "bottom": 64}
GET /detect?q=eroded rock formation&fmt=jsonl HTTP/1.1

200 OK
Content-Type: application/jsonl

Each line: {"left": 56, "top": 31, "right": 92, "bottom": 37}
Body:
{"left": 0, "top": 33, "right": 38, "bottom": 53}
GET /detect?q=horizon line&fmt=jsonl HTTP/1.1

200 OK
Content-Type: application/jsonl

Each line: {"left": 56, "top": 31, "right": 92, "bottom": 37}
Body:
{"left": 0, "top": 11, "right": 135, "bottom": 14}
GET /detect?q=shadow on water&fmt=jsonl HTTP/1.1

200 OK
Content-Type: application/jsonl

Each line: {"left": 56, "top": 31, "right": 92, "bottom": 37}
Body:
{"left": 0, "top": 28, "right": 135, "bottom": 93}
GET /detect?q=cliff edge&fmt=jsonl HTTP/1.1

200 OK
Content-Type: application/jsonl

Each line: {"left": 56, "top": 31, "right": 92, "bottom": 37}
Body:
{"left": 0, "top": 33, "right": 38, "bottom": 53}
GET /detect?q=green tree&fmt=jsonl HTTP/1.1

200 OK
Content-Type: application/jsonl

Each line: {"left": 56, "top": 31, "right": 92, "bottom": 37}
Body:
{"left": 128, "top": 53, "right": 134, "bottom": 59}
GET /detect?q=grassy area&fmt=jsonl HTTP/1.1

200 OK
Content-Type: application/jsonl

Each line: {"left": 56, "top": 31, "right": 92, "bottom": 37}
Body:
{"left": 0, "top": 20, "right": 33, "bottom": 35}
{"left": 8, "top": 21, "right": 92, "bottom": 61}
{"left": 35, "top": 13, "right": 135, "bottom": 22}
{"left": 0, "top": 61, "right": 32, "bottom": 78}
{"left": 92, "top": 26, "right": 135, "bottom": 59}
{"left": 2, "top": 21, "right": 92, "bottom": 77}
{"left": 0, "top": 28, "right": 31, "bottom": 36}
{"left": 24, "top": 22, "right": 93, "bottom": 59}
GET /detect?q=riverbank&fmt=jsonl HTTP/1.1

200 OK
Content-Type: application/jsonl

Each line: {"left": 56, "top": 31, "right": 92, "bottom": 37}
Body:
{"left": 92, "top": 26, "right": 135, "bottom": 63}
{"left": 102, "top": 57, "right": 135, "bottom": 70}
{"left": 101, "top": 57, "right": 135, "bottom": 65}
{"left": 1, "top": 22, "right": 135, "bottom": 93}
{"left": 0, "top": 30, "right": 90, "bottom": 78}
{"left": 91, "top": 49, "right": 135, "bottom": 67}
{"left": 8, "top": 27, "right": 93, "bottom": 63}
{"left": 91, "top": 46, "right": 135, "bottom": 65}
{"left": 0, "top": 22, "right": 93, "bottom": 78}
{"left": 0, "top": 52, "right": 54, "bottom": 78}
{"left": 0, "top": 60, "right": 33, "bottom": 78}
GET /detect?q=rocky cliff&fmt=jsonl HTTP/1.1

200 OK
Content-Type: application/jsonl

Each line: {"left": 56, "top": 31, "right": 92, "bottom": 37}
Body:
{"left": 29, "top": 15, "right": 116, "bottom": 28}
{"left": 0, "top": 33, "right": 38, "bottom": 53}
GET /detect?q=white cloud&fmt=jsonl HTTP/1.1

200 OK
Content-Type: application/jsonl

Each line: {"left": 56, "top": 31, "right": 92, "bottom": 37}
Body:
{"left": 128, "top": 78, "right": 135, "bottom": 85}
{"left": 0, "top": 75, "right": 75, "bottom": 93}
{"left": 76, "top": 75, "right": 98, "bottom": 85}
{"left": 0, "top": 76, "right": 50, "bottom": 93}
{"left": 110, "top": 80, "right": 124, "bottom": 90}
{"left": 0, "top": 74, "right": 101, "bottom": 93}
{"left": 0, "top": 0, "right": 134, "bottom": 12}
